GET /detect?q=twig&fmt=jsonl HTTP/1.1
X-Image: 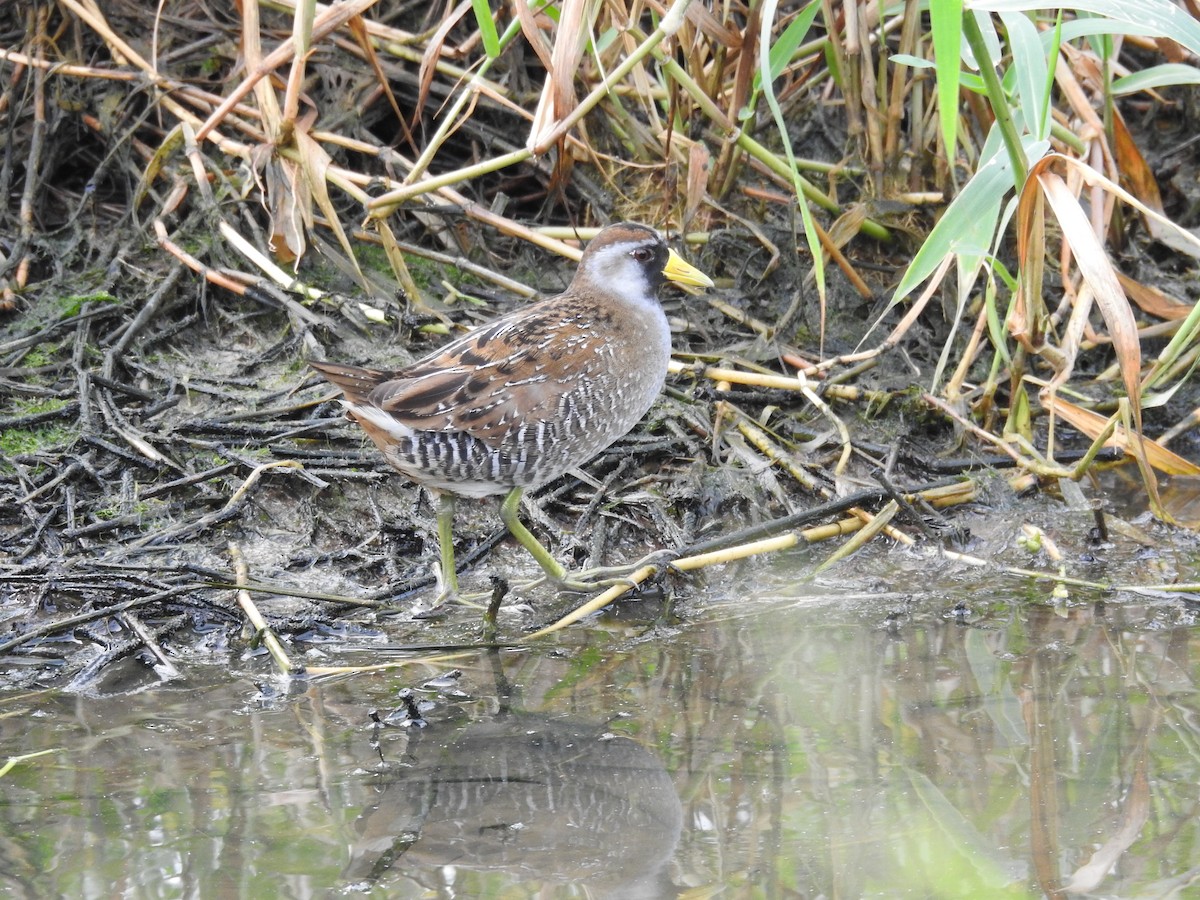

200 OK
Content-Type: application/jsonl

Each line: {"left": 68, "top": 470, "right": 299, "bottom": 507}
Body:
{"left": 227, "top": 543, "right": 301, "bottom": 677}
{"left": 526, "top": 480, "right": 977, "bottom": 638}
{"left": 119, "top": 611, "right": 182, "bottom": 680}
{"left": 0, "top": 586, "right": 190, "bottom": 654}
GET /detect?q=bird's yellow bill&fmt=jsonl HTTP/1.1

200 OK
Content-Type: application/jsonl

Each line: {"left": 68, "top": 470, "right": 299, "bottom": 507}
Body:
{"left": 663, "top": 248, "right": 714, "bottom": 289}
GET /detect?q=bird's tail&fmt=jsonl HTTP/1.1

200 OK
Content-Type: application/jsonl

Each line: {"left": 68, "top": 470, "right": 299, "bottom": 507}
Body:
{"left": 309, "top": 360, "right": 390, "bottom": 405}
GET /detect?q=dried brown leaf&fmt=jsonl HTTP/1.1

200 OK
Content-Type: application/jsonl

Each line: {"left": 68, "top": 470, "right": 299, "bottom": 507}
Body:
{"left": 1158, "top": 476, "right": 1200, "bottom": 529}
{"left": 684, "top": 140, "right": 710, "bottom": 229}
{"left": 512, "top": 0, "right": 554, "bottom": 72}
{"left": 1041, "top": 393, "right": 1200, "bottom": 477}
{"left": 1113, "top": 109, "right": 1168, "bottom": 242}
{"left": 1038, "top": 164, "right": 1141, "bottom": 406}
{"left": 1116, "top": 271, "right": 1193, "bottom": 321}
{"left": 416, "top": 1, "right": 471, "bottom": 131}
{"left": 1011, "top": 158, "right": 1046, "bottom": 351}
{"left": 347, "top": 14, "right": 416, "bottom": 150}
{"left": 294, "top": 125, "right": 366, "bottom": 290}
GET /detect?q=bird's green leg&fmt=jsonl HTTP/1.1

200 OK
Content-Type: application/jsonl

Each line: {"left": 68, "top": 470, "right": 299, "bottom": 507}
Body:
{"left": 499, "top": 487, "right": 569, "bottom": 582}
{"left": 499, "top": 488, "right": 676, "bottom": 593}
{"left": 433, "top": 491, "right": 460, "bottom": 604}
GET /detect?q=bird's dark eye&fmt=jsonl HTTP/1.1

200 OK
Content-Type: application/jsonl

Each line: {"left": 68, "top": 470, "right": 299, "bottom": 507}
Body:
{"left": 631, "top": 247, "right": 654, "bottom": 262}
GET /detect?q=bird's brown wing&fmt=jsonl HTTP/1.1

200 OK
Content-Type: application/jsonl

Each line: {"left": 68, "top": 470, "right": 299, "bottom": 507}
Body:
{"left": 368, "top": 302, "right": 591, "bottom": 447}
{"left": 308, "top": 360, "right": 391, "bottom": 405}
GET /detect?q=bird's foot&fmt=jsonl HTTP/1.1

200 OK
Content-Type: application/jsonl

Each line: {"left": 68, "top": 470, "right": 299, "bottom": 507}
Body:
{"left": 522, "top": 549, "right": 679, "bottom": 594}
{"left": 411, "top": 586, "right": 461, "bottom": 619}
{"left": 413, "top": 584, "right": 502, "bottom": 618}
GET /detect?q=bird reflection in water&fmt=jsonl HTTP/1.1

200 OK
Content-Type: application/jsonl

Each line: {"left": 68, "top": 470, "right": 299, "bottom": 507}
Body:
{"left": 344, "top": 711, "right": 683, "bottom": 897}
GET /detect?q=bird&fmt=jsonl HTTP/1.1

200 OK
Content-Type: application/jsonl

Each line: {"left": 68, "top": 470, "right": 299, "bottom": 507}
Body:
{"left": 309, "top": 222, "right": 713, "bottom": 604}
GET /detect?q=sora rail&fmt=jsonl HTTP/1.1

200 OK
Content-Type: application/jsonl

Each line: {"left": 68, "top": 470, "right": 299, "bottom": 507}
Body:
{"left": 310, "top": 222, "right": 713, "bottom": 602}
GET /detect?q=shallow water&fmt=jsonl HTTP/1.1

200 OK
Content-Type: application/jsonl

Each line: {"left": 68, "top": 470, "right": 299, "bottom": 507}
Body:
{"left": 3, "top": 513, "right": 1200, "bottom": 898}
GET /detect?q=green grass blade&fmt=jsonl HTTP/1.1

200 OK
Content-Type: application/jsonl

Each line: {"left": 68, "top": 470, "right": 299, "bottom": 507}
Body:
{"left": 930, "top": 0, "right": 964, "bottom": 170}
{"left": 983, "top": 0, "right": 1200, "bottom": 58}
{"left": 753, "top": 0, "right": 822, "bottom": 94}
{"left": 759, "top": 0, "right": 825, "bottom": 313}
{"left": 472, "top": 0, "right": 501, "bottom": 58}
{"left": 1113, "top": 63, "right": 1200, "bottom": 94}
{"left": 998, "top": 10, "right": 1049, "bottom": 139}
{"left": 891, "top": 134, "right": 1048, "bottom": 306}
